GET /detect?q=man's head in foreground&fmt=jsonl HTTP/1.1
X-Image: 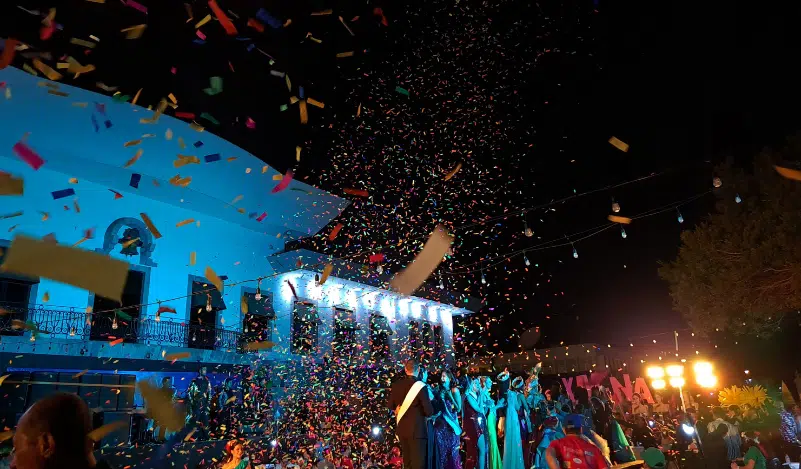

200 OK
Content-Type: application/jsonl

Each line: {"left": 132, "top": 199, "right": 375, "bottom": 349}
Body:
{"left": 11, "top": 393, "right": 93, "bottom": 469}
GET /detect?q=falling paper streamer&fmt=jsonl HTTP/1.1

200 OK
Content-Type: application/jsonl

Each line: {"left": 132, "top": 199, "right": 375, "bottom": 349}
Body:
{"left": 0, "top": 235, "right": 129, "bottom": 302}
{"left": 271, "top": 170, "right": 293, "bottom": 193}
{"left": 774, "top": 165, "right": 801, "bottom": 181}
{"left": 176, "top": 218, "right": 195, "bottom": 227}
{"left": 0, "top": 174, "right": 23, "bottom": 195}
{"left": 444, "top": 162, "right": 462, "bottom": 181}
{"left": 329, "top": 223, "right": 343, "bottom": 241}
{"left": 124, "top": 139, "right": 142, "bottom": 147}
{"left": 390, "top": 225, "right": 453, "bottom": 295}
{"left": 0, "top": 39, "right": 19, "bottom": 71}
{"left": 138, "top": 380, "right": 185, "bottom": 432}
{"left": 140, "top": 213, "right": 162, "bottom": 238}
{"left": 164, "top": 352, "right": 191, "bottom": 361}
{"left": 208, "top": 0, "right": 238, "bottom": 35}
{"left": 205, "top": 266, "right": 223, "bottom": 291}
{"left": 343, "top": 188, "right": 368, "bottom": 197}
{"left": 319, "top": 264, "right": 334, "bottom": 285}
{"left": 0, "top": 431, "right": 11, "bottom": 443}
{"left": 32, "top": 58, "right": 62, "bottom": 81}
{"left": 121, "top": 24, "right": 147, "bottom": 39}
{"left": 244, "top": 341, "right": 277, "bottom": 351}
{"left": 124, "top": 149, "right": 143, "bottom": 168}
{"left": 72, "top": 369, "right": 88, "bottom": 379}
{"left": 0, "top": 374, "right": 10, "bottom": 387}
{"left": 12, "top": 141, "right": 45, "bottom": 170}
{"left": 286, "top": 280, "right": 298, "bottom": 299}
{"left": 240, "top": 296, "right": 248, "bottom": 313}
{"left": 88, "top": 421, "right": 128, "bottom": 442}
{"left": 608, "top": 136, "right": 629, "bottom": 152}
{"left": 607, "top": 215, "right": 632, "bottom": 224}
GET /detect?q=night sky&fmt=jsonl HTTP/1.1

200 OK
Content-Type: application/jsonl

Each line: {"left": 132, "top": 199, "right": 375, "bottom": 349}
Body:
{"left": 2, "top": 0, "right": 801, "bottom": 356}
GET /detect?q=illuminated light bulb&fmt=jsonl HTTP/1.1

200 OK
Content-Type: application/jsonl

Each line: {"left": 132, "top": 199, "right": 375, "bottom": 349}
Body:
{"left": 646, "top": 366, "right": 665, "bottom": 379}
{"left": 371, "top": 426, "right": 381, "bottom": 436}
{"left": 669, "top": 376, "right": 685, "bottom": 387}
{"left": 69, "top": 327, "right": 76, "bottom": 337}
{"left": 620, "top": 226, "right": 627, "bottom": 239}
{"left": 155, "top": 314, "right": 161, "bottom": 322}
{"left": 712, "top": 177, "right": 722, "bottom": 188}
{"left": 666, "top": 365, "right": 684, "bottom": 377}
{"left": 572, "top": 246, "right": 578, "bottom": 258}
{"left": 524, "top": 224, "right": 533, "bottom": 237}
{"left": 192, "top": 334, "right": 197, "bottom": 342}
{"left": 112, "top": 317, "right": 118, "bottom": 330}
{"left": 524, "top": 255, "right": 530, "bottom": 266}
{"left": 271, "top": 440, "right": 278, "bottom": 447}
{"left": 681, "top": 423, "right": 695, "bottom": 435}
{"left": 206, "top": 295, "right": 213, "bottom": 312}
{"left": 612, "top": 202, "right": 621, "bottom": 213}
{"left": 377, "top": 264, "right": 384, "bottom": 274}
{"left": 677, "top": 209, "right": 684, "bottom": 224}
{"left": 439, "top": 278, "right": 444, "bottom": 289}
{"left": 30, "top": 334, "right": 36, "bottom": 342}
{"left": 255, "top": 279, "right": 262, "bottom": 300}
{"left": 735, "top": 193, "right": 742, "bottom": 203}
{"left": 481, "top": 272, "right": 487, "bottom": 284}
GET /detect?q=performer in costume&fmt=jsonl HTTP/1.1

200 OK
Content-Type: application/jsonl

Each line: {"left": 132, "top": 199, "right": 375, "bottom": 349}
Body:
{"left": 434, "top": 370, "right": 463, "bottom": 469}
{"left": 499, "top": 371, "right": 525, "bottom": 469}
{"left": 465, "top": 377, "right": 489, "bottom": 469}
{"left": 512, "top": 377, "right": 532, "bottom": 469}
{"left": 480, "top": 376, "right": 503, "bottom": 469}
{"left": 186, "top": 366, "right": 213, "bottom": 439}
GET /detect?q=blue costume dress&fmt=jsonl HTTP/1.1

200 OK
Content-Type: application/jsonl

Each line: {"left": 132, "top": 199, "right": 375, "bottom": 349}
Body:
{"left": 502, "top": 390, "right": 525, "bottom": 469}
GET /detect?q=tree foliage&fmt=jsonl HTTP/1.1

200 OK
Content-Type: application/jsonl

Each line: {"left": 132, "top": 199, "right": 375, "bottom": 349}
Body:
{"left": 660, "top": 133, "right": 801, "bottom": 337}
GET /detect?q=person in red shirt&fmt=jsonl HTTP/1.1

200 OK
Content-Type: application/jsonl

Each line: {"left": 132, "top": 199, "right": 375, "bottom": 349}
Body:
{"left": 546, "top": 415, "right": 610, "bottom": 469}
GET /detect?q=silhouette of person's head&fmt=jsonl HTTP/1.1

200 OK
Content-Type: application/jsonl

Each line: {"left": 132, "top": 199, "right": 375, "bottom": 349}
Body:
{"left": 11, "top": 393, "right": 93, "bottom": 469}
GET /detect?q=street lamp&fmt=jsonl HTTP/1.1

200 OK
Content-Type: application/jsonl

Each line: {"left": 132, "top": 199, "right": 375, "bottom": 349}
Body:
{"left": 647, "top": 361, "right": 718, "bottom": 411}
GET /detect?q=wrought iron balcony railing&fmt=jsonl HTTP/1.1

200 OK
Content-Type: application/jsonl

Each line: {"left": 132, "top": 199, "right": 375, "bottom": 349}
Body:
{"left": 0, "top": 303, "right": 247, "bottom": 352}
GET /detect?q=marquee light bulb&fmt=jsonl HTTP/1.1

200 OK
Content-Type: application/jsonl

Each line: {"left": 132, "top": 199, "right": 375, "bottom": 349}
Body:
{"left": 481, "top": 273, "right": 487, "bottom": 284}
{"left": 620, "top": 226, "right": 627, "bottom": 239}
{"left": 572, "top": 246, "right": 578, "bottom": 258}
{"left": 677, "top": 209, "right": 684, "bottom": 224}
{"left": 524, "top": 255, "right": 530, "bottom": 266}
{"left": 735, "top": 193, "right": 742, "bottom": 203}
{"left": 612, "top": 202, "right": 621, "bottom": 213}
{"left": 713, "top": 177, "right": 722, "bottom": 188}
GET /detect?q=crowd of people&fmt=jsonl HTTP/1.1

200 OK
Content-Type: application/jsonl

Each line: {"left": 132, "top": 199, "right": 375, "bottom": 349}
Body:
{"left": 3, "top": 358, "right": 801, "bottom": 469}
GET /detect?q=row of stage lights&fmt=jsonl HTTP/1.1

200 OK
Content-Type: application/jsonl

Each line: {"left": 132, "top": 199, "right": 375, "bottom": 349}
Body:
{"left": 646, "top": 361, "right": 718, "bottom": 390}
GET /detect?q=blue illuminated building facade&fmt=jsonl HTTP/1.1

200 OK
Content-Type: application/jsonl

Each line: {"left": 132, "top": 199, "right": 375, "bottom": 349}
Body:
{"left": 0, "top": 67, "right": 474, "bottom": 431}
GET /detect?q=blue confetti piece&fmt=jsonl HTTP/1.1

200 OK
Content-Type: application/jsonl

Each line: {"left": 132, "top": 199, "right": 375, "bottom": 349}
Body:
{"left": 204, "top": 153, "right": 221, "bottom": 163}
{"left": 193, "top": 141, "right": 204, "bottom": 148}
{"left": 104, "top": 119, "right": 113, "bottom": 129}
{"left": 299, "top": 86, "right": 305, "bottom": 99}
{"left": 130, "top": 173, "right": 141, "bottom": 188}
{"left": 246, "top": 43, "right": 255, "bottom": 52}
{"left": 91, "top": 114, "right": 99, "bottom": 132}
{"left": 256, "top": 8, "right": 283, "bottom": 28}
{"left": 51, "top": 188, "right": 75, "bottom": 200}
{"left": 193, "top": 39, "right": 206, "bottom": 45}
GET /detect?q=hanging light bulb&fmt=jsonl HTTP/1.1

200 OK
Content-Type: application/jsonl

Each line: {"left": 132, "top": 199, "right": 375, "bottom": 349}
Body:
{"left": 315, "top": 273, "right": 320, "bottom": 283}
{"left": 712, "top": 177, "right": 722, "bottom": 188}
{"left": 438, "top": 277, "right": 445, "bottom": 289}
{"left": 255, "top": 278, "right": 262, "bottom": 300}
{"left": 192, "top": 334, "right": 197, "bottom": 342}
{"left": 612, "top": 201, "right": 621, "bottom": 213}
{"left": 30, "top": 334, "right": 36, "bottom": 342}
{"left": 677, "top": 209, "right": 684, "bottom": 224}
{"left": 377, "top": 264, "right": 384, "bottom": 274}
{"left": 620, "top": 226, "right": 627, "bottom": 239}
{"left": 524, "top": 222, "right": 533, "bottom": 238}
{"left": 206, "top": 294, "right": 213, "bottom": 312}
{"left": 112, "top": 316, "right": 118, "bottom": 330}
{"left": 572, "top": 246, "right": 579, "bottom": 258}
{"left": 524, "top": 255, "right": 530, "bottom": 266}
{"left": 69, "top": 327, "right": 76, "bottom": 337}
{"left": 735, "top": 193, "right": 742, "bottom": 204}
{"left": 481, "top": 271, "right": 487, "bottom": 284}
{"left": 155, "top": 313, "right": 161, "bottom": 322}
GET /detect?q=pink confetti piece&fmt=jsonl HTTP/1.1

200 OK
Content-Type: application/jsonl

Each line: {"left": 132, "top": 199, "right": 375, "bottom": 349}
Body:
{"left": 196, "top": 30, "right": 206, "bottom": 40}
{"left": 12, "top": 141, "right": 45, "bottom": 170}
{"left": 256, "top": 212, "right": 267, "bottom": 222}
{"left": 271, "top": 169, "right": 293, "bottom": 193}
{"left": 286, "top": 280, "right": 298, "bottom": 299}
{"left": 125, "top": 0, "right": 148, "bottom": 14}
{"left": 246, "top": 117, "right": 256, "bottom": 129}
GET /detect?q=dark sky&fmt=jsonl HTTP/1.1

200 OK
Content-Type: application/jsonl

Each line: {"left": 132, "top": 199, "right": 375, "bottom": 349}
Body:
{"left": 2, "top": 0, "right": 801, "bottom": 355}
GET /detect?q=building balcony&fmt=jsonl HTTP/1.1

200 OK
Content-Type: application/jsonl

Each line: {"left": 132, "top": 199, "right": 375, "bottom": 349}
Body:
{"left": 0, "top": 303, "right": 246, "bottom": 355}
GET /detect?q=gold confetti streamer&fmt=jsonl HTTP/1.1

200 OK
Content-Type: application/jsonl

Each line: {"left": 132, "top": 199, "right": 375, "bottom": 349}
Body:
{"left": 204, "top": 266, "right": 223, "bottom": 292}
{"left": 607, "top": 215, "right": 632, "bottom": 224}
{"left": 608, "top": 136, "right": 629, "bottom": 152}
